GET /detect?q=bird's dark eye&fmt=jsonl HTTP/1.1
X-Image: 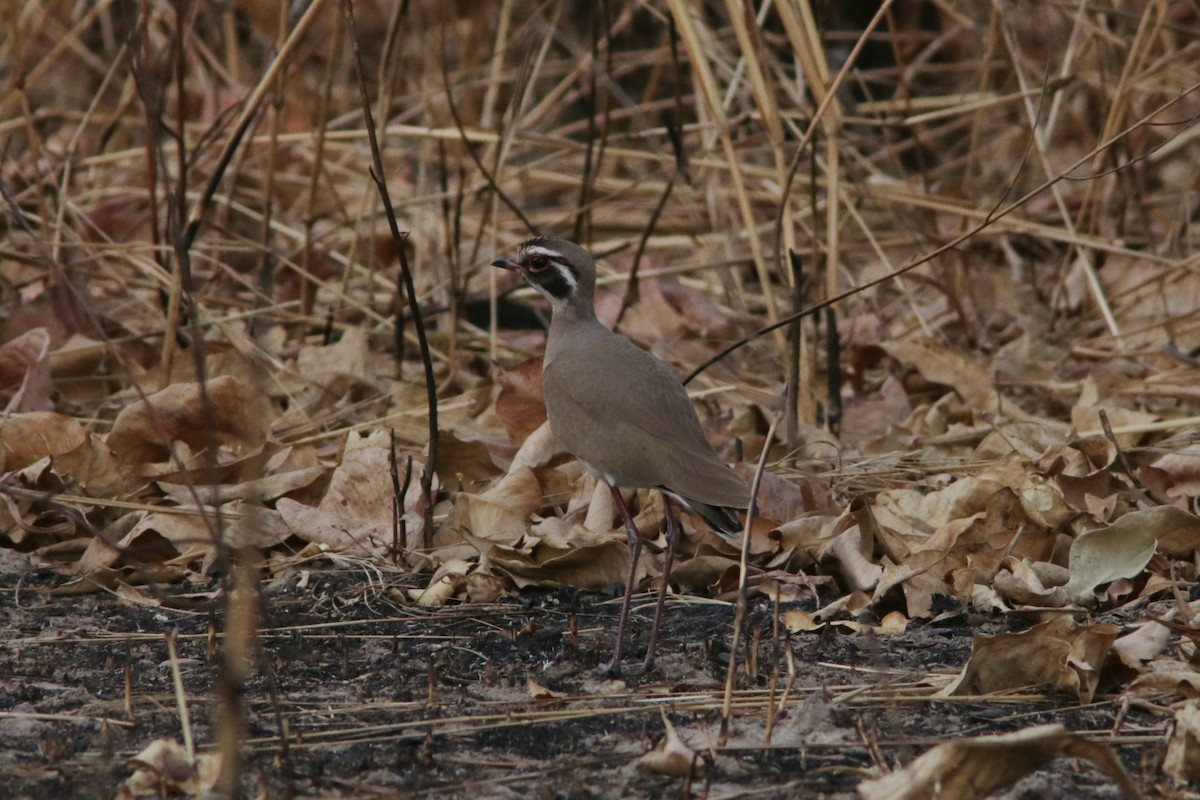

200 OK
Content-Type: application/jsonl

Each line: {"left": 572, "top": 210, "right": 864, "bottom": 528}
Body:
{"left": 529, "top": 255, "right": 550, "bottom": 271}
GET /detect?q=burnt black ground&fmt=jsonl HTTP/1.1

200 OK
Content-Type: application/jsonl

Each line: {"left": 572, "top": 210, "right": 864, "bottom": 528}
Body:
{"left": 0, "top": 553, "right": 1168, "bottom": 799}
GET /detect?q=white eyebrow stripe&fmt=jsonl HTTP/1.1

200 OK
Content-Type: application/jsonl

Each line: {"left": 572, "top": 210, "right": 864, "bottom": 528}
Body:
{"left": 524, "top": 246, "right": 563, "bottom": 259}
{"left": 554, "top": 264, "right": 577, "bottom": 289}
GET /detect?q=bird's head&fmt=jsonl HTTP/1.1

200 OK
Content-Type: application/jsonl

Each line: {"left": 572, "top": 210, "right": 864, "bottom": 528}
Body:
{"left": 491, "top": 237, "right": 596, "bottom": 309}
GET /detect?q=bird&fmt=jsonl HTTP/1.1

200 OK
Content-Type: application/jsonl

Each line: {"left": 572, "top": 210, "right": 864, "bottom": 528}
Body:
{"left": 492, "top": 236, "right": 750, "bottom": 674}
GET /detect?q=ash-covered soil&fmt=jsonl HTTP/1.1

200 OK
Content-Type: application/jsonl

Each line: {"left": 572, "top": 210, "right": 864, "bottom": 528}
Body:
{"left": 0, "top": 553, "right": 1163, "bottom": 799}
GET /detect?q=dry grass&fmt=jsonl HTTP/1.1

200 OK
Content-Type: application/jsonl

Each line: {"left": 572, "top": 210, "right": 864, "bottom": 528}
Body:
{"left": 4, "top": 0, "right": 1200, "bottom": 796}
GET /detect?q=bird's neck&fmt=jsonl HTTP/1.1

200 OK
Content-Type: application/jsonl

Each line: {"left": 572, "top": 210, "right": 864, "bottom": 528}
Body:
{"left": 545, "top": 294, "right": 601, "bottom": 364}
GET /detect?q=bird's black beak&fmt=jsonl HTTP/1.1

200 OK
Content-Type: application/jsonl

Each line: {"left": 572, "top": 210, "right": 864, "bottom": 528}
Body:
{"left": 491, "top": 257, "right": 521, "bottom": 272}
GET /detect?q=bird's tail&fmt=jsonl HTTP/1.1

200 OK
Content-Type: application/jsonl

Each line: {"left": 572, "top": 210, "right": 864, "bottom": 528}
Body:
{"left": 684, "top": 500, "right": 745, "bottom": 539}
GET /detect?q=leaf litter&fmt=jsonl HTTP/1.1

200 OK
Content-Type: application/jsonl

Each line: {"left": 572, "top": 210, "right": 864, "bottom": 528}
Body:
{"left": 2, "top": 1, "right": 1200, "bottom": 798}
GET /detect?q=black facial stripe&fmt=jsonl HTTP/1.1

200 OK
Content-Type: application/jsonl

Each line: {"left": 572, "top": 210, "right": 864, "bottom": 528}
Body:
{"left": 531, "top": 263, "right": 574, "bottom": 300}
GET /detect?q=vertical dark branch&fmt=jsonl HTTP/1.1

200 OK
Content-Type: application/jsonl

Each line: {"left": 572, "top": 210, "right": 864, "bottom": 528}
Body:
{"left": 322, "top": 308, "right": 334, "bottom": 346}
{"left": 824, "top": 306, "right": 841, "bottom": 435}
{"left": 376, "top": 0, "right": 411, "bottom": 90}
{"left": 165, "top": 14, "right": 243, "bottom": 786}
{"left": 344, "top": 0, "right": 439, "bottom": 547}
{"left": 438, "top": 141, "right": 457, "bottom": 287}
{"left": 393, "top": 272, "right": 406, "bottom": 371}
{"left": 171, "top": 1, "right": 189, "bottom": 257}
{"left": 159, "top": 0, "right": 196, "bottom": 391}
{"left": 666, "top": 11, "right": 690, "bottom": 183}
{"left": 441, "top": 28, "right": 537, "bottom": 236}
{"left": 437, "top": 140, "right": 463, "bottom": 359}
{"left": 389, "top": 429, "right": 401, "bottom": 561}
{"left": 573, "top": 8, "right": 599, "bottom": 243}
{"left": 452, "top": 164, "right": 465, "bottom": 267}
{"left": 597, "top": 0, "right": 613, "bottom": 178}
{"left": 613, "top": 170, "right": 675, "bottom": 331}
{"left": 259, "top": 642, "right": 293, "bottom": 786}
{"left": 122, "top": 1, "right": 168, "bottom": 281}
{"left": 165, "top": 1, "right": 221, "bottom": 549}
{"left": 785, "top": 249, "right": 803, "bottom": 458}
{"left": 297, "top": 10, "right": 343, "bottom": 338}
{"left": 168, "top": 0, "right": 213, "bottom": 437}
{"left": 392, "top": 442, "right": 415, "bottom": 561}
{"left": 810, "top": 131, "right": 826, "bottom": 433}
{"left": 258, "top": 1, "right": 288, "bottom": 334}
{"left": 573, "top": 0, "right": 611, "bottom": 244}
{"left": 614, "top": 11, "right": 686, "bottom": 332}
{"left": 175, "top": 0, "right": 334, "bottom": 263}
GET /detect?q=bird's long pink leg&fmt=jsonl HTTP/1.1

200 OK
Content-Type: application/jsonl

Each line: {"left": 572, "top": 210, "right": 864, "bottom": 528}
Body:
{"left": 606, "top": 484, "right": 642, "bottom": 675}
{"left": 642, "top": 493, "right": 681, "bottom": 672}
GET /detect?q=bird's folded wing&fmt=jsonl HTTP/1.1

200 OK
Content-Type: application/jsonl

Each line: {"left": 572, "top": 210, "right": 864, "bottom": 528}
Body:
{"left": 543, "top": 342, "right": 749, "bottom": 508}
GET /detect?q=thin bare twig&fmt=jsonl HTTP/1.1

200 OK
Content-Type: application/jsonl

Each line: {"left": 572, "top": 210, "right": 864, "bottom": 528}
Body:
{"left": 613, "top": 171, "right": 676, "bottom": 331}
{"left": 344, "top": 0, "right": 439, "bottom": 548}
{"left": 441, "top": 28, "right": 537, "bottom": 236}
{"left": 720, "top": 407, "right": 782, "bottom": 745}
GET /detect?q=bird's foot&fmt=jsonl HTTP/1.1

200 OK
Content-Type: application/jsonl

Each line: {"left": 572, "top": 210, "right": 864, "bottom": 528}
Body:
{"left": 597, "top": 660, "right": 622, "bottom": 679}
{"left": 597, "top": 656, "right": 656, "bottom": 679}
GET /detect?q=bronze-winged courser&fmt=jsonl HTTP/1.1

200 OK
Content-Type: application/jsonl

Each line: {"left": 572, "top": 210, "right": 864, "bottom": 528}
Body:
{"left": 493, "top": 237, "right": 749, "bottom": 673}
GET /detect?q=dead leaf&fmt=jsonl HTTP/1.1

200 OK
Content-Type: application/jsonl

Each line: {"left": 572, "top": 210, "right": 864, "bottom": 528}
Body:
{"left": 882, "top": 338, "right": 998, "bottom": 411}
{"left": 158, "top": 466, "right": 328, "bottom": 506}
{"left": 820, "top": 526, "right": 882, "bottom": 593}
{"left": 783, "top": 608, "right": 908, "bottom": 636}
{"left": 510, "top": 421, "right": 560, "bottom": 471}
{"left": 1143, "top": 444, "right": 1200, "bottom": 502}
{"left": 1064, "top": 508, "right": 1165, "bottom": 605}
{"left": 774, "top": 513, "right": 841, "bottom": 561}
{"left": 879, "top": 611, "right": 909, "bottom": 634}
{"left": 1143, "top": 506, "right": 1200, "bottom": 557}
{"left": 454, "top": 466, "right": 543, "bottom": 547}
{"left": 1071, "top": 375, "right": 1157, "bottom": 445}
{"left": 107, "top": 375, "right": 274, "bottom": 478}
{"left": 858, "top": 723, "right": 1141, "bottom": 800}
{"left": 77, "top": 511, "right": 212, "bottom": 573}
{"left": 783, "top": 609, "right": 821, "bottom": 632}
{"left": 123, "top": 738, "right": 221, "bottom": 796}
{"left": 1164, "top": 703, "right": 1200, "bottom": 784}
{"left": 278, "top": 498, "right": 396, "bottom": 560}
{"left": 1111, "top": 621, "right": 1170, "bottom": 672}
{"left": 669, "top": 553, "right": 740, "bottom": 593}
{"left": 0, "top": 412, "right": 87, "bottom": 473}
{"left": 471, "top": 534, "right": 631, "bottom": 591}
{"left": 409, "top": 559, "right": 472, "bottom": 606}
{"left": 495, "top": 357, "right": 547, "bottom": 443}
{"left": 53, "top": 431, "right": 122, "bottom": 497}
{"left": 0, "top": 327, "right": 51, "bottom": 411}
{"left": 635, "top": 712, "right": 701, "bottom": 778}
{"left": 435, "top": 429, "right": 503, "bottom": 491}
{"left": 992, "top": 557, "right": 1070, "bottom": 608}
{"left": 573, "top": 478, "right": 610, "bottom": 532}
{"left": 873, "top": 549, "right": 945, "bottom": 619}
{"left": 225, "top": 505, "right": 294, "bottom": 550}
{"left": 840, "top": 374, "right": 913, "bottom": 451}
{"left": 526, "top": 678, "right": 568, "bottom": 700}
{"left": 942, "top": 615, "right": 1118, "bottom": 703}
{"left": 293, "top": 327, "right": 384, "bottom": 395}
{"left": 1128, "top": 662, "right": 1200, "bottom": 698}
{"left": 745, "top": 469, "right": 824, "bottom": 522}
{"left": 322, "top": 431, "right": 429, "bottom": 546}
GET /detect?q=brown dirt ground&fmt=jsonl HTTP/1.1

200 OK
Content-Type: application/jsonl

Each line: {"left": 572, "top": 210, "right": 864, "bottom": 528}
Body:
{"left": 0, "top": 550, "right": 1170, "bottom": 799}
